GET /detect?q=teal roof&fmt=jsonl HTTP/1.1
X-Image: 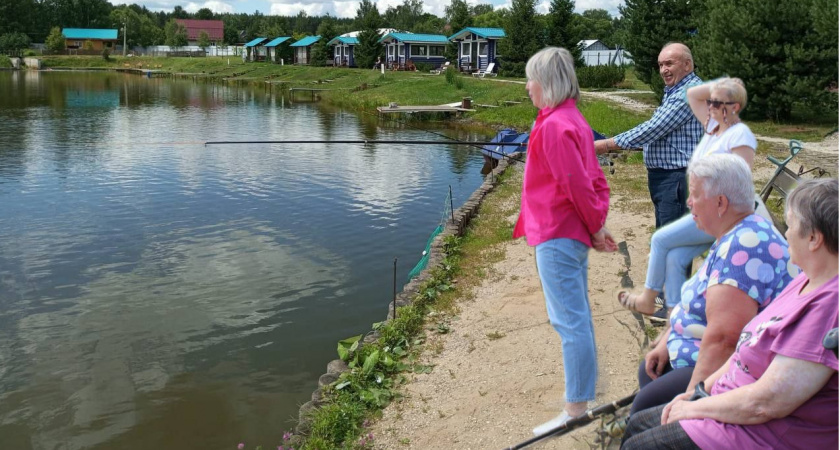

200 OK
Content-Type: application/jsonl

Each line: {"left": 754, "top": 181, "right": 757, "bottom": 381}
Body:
{"left": 62, "top": 28, "right": 118, "bottom": 40}
{"left": 290, "top": 36, "right": 321, "bottom": 47}
{"left": 448, "top": 27, "right": 506, "bottom": 41}
{"left": 244, "top": 37, "right": 268, "bottom": 47}
{"left": 264, "top": 37, "right": 291, "bottom": 47}
{"left": 327, "top": 36, "right": 359, "bottom": 46}
{"left": 379, "top": 33, "right": 448, "bottom": 44}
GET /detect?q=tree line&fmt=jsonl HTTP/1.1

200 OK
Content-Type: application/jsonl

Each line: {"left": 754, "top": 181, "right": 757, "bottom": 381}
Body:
{"left": 0, "top": 0, "right": 836, "bottom": 119}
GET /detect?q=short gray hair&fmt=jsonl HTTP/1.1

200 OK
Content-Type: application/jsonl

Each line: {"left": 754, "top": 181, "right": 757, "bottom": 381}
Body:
{"left": 688, "top": 153, "right": 754, "bottom": 212}
{"left": 525, "top": 47, "right": 580, "bottom": 107}
{"left": 786, "top": 178, "right": 838, "bottom": 254}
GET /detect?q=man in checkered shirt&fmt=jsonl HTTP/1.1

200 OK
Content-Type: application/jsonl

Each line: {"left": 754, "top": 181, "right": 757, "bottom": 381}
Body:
{"left": 595, "top": 43, "right": 703, "bottom": 228}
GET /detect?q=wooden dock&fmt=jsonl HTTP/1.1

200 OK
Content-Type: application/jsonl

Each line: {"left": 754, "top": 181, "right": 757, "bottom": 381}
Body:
{"left": 376, "top": 105, "right": 475, "bottom": 114}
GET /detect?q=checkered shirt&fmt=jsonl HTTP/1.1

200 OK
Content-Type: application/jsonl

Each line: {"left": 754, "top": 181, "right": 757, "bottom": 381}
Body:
{"left": 614, "top": 72, "right": 704, "bottom": 170}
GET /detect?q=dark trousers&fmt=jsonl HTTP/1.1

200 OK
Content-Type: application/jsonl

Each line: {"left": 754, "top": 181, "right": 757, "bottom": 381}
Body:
{"left": 630, "top": 361, "right": 694, "bottom": 415}
{"left": 621, "top": 404, "right": 701, "bottom": 450}
{"left": 648, "top": 168, "right": 688, "bottom": 229}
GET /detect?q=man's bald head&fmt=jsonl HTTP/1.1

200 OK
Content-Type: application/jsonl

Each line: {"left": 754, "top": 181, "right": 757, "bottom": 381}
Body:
{"left": 658, "top": 42, "right": 694, "bottom": 88}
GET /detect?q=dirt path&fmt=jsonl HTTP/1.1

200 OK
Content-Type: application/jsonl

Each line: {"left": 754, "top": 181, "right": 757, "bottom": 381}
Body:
{"left": 370, "top": 168, "right": 654, "bottom": 450}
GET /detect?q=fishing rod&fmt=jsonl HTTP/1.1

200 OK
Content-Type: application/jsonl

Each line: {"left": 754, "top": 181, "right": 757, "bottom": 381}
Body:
{"left": 503, "top": 392, "right": 637, "bottom": 450}
{"left": 204, "top": 139, "right": 528, "bottom": 149}
{"left": 358, "top": 109, "right": 527, "bottom": 163}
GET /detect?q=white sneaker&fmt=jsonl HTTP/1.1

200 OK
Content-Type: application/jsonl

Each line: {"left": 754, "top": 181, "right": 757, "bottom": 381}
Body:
{"left": 532, "top": 410, "right": 572, "bottom": 436}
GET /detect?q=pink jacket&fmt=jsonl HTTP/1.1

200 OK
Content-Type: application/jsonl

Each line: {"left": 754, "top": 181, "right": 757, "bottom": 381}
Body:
{"left": 513, "top": 99, "right": 610, "bottom": 247}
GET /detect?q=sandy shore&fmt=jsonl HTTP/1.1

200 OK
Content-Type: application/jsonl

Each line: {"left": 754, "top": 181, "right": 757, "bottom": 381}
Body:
{"left": 369, "top": 163, "right": 655, "bottom": 450}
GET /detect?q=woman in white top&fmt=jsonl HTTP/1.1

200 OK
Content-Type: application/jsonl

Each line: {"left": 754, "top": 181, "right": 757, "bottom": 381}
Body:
{"left": 619, "top": 78, "right": 757, "bottom": 315}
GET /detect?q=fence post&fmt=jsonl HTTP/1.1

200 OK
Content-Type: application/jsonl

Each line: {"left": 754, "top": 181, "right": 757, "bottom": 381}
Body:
{"left": 392, "top": 258, "right": 397, "bottom": 320}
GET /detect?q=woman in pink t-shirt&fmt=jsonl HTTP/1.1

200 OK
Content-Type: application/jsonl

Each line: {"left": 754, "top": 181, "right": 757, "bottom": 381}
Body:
{"left": 621, "top": 178, "right": 839, "bottom": 450}
{"left": 512, "top": 47, "right": 617, "bottom": 436}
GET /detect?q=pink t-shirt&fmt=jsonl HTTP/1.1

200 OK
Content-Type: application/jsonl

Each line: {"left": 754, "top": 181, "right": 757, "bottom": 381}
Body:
{"left": 682, "top": 273, "right": 839, "bottom": 449}
{"left": 512, "top": 99, "right": 610, "bottom": 247}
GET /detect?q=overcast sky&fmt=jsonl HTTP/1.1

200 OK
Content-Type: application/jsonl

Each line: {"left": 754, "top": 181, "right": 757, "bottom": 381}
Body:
{"left": 110, "top": 0, "right": 623, "bottom": 19}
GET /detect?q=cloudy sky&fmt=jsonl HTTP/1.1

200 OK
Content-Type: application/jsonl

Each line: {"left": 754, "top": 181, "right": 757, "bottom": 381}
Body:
{"left": 112, "top": 0, "right": 623, "bottom": 19}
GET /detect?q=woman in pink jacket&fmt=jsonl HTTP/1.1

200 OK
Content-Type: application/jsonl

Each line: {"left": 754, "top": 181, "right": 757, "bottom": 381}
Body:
{"left": 513, "top": 47, "right": 617, "bottom": 435}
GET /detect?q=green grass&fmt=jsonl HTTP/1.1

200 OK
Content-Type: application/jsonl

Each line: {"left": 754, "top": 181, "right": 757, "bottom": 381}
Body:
{"left": 744, "top": 119, "right": 837, "bottom": 142}
{"left": 0, "top": 56, "right": 11, "bottom": 68}
{"left": 615, "top": 67, "right": 652, "bottom": 91}
{"left": 579, "top": 99, "right": 649, "bottom": 136}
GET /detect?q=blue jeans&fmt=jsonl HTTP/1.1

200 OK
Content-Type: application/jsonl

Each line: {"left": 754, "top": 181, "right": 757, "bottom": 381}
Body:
{"left": 535, "top": 238, "right": 597, "bottom": 403}
{"left": 644, "top": 214, "right": 714, "bottom": 308}
{"left": 647, "top": 168, "right": 688, "bottom": 229}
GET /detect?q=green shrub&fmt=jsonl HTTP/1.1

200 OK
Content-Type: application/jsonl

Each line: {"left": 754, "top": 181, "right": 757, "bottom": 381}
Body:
{"left": 102, "top": 48, "right": 111, "bottom": 61}
{"left": 499, "top": 61, "right": 525, "bottom": 78}
{"left": 23, "top": 49, "right": 36, "bottom": 57}
{"left": 445, "top": 66, "right": 456, "bottom": 84}
{"left": 576, "top": 65, "right": 626, "bottom": 89}
{"left": 413, "top": 61, "right": 433, "bottom": 72}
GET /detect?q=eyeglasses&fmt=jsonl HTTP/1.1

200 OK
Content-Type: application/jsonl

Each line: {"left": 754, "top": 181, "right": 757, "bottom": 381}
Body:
{"left": 706, "top": 99, "right": 737, "bottom": 109}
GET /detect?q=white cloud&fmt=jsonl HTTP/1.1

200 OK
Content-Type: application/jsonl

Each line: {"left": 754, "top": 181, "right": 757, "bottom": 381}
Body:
{"left": 574, "top": 0, "right": 623, "bottom": 16}
{"left": 269, "top": 2, "right": 328, "bottom": 16}
{"left": 185, "top": 1, "right": 235, "bottom": 13}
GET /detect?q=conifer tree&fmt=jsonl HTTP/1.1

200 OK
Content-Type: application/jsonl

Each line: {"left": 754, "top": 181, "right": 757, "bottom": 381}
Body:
{"left": 694, "top": 0, "right": 838, "bottom": 120}
{"left": 499, "top": 0, "right": 540, "bottom": 76}
{"left": 353, "top": 0, "right": 383, "bottom": 69}
{"left": 620, "top": 0, "right": 698, "bottom": 94}
{"left": 311, "top": 18, "right": 337, "bottom": 67}
{"left": 546, "top": 0, "right": 581, "bottom": 65}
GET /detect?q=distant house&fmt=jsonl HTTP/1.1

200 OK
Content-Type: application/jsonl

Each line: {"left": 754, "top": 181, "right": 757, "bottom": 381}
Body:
{"left": 176, "top": 19, "right": 224, "bottom": 47}
{"left": 578, "top": 39, "right": 633, "bottom": 66}
{"left": 264, "top": 37, "right": 293, "bottom": 64}
{"left": 327, "top": 35, "right": 359, "bottom": 67}
{"left": 378, "top": 32, "right": 448, "bottom": 70}
{"left": 61, "top": 28, "right": 118, "bottom": 51}
{"left": 448, "top": 27, "right": 505, "bottom": 73}
{"left": 244, "top": 37, "right": 268, "bottom": 61}
{"left": 290, "top": 36, "right": 321, "bottom": 65}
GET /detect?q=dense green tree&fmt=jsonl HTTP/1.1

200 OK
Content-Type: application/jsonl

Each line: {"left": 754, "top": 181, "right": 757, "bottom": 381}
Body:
{"left": 110, "top": 6, "right": 140, "bottom": 48}
{"left": 411, "top": 13, "right": 445, "bottom": 34}
{"left": 172, "top": 6, "right": 188, "bottom": 19}
{"left": 384, "top": 0, "right": 424, "bottom": 32}
{"left": 310, "top": 18, "right": 337, "bottom": 66}
{"left": 694, "top": 0, "right": 838, "bottom": 119}
{"left": 472, "top": 9, "right": 508, "bottom": 29}
{"left": 45, "top": 26, "right": 65, "bottom": 53}
{"left": 499, "top": 0, "right": 540, "bottom": 76}
{"left": 195, "top": 8, "right": 214, "bottom": 20}
{"left": 0, "top": 32, "right": 31, "bottom": 56}
{"left": 620, "top": 0, "right": 699, "bottom": 94}
{"left": 470, "top": 4, "right": 494, "bottom": 16}
{"left": 137, "top": 14, "right": 164, "bottom": 46}
{"left": 164, "top": 18, "right": 187, "bottom": 48}
{"left": 546, "top": 0, "right": 581, "bottom": 65}
{"left": 354, "top": 0, "right": 383, "bottom": 69}
{"left": 197, "top": 31, "right": 210, "bottom": 50}
{"left": 571, "top": 9, "right": 615, "bottom": 47}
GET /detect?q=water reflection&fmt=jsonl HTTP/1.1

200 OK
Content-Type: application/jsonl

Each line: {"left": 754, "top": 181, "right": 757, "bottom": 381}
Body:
{"left": 0, "top": 71, "right": 489, "bottom": 449}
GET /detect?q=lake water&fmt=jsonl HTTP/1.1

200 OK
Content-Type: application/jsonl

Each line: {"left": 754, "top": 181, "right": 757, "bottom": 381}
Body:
{"left": 0, "top": 70, "right": 490, "bottom": 449}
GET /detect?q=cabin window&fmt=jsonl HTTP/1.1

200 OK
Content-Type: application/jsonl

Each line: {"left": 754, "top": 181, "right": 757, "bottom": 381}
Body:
{"left": 461, "top": 42, "right": 470, "bottom": 61}
{"left": 335, "top": 46, "right": 341, "bottom": 57}
{"left": 410, "top": 45, "right": 427, "bottom": 57}
{"left": 429, "top": 45, "right": 445, "bottom": 57}
{"left": 388, "top": 45, "right": 394, "bottom": 56}
{"left": 479, "top": 42, "right": 488, "bottom": 56}
{"left": 398, "top": 45, "right": 404, "bottom": 56}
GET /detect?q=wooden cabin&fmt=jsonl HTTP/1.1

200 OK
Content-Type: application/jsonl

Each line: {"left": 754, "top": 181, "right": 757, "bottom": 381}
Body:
{"left": 327, "top": 36, "right": 358, "bottom": 67}
{"left": 244, "top": 37, "right": 268, "bottom": 62}
{"left": 264, "top": 37, "right": 292, "bottom": 64}
{"left": 61, "top": 28, "right": 118, "bottom": 52}
{"left": 448, "top": 27, "right": 505, "bottom": 74}
{"left": 378, "top": 32, "right": 448, "bottom": 71}
{"left": 290, "top": 36, "right": 321, "bottom": 65}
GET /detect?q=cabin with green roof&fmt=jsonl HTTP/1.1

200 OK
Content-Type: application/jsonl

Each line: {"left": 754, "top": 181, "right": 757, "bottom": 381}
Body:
{"left": 290, "top": 36, "right": 321, "bottom": 65}
{"left": 61, "top": 28, "right": 118, "bottom": 52}
{"left": 327, "top": 35, "right": 359, "bottom": 67}
{"left": 378, "top": 32, "right": 448, "bottom": 71}
{"left": 448, "top": 27, "right": 506, "bottom": 74}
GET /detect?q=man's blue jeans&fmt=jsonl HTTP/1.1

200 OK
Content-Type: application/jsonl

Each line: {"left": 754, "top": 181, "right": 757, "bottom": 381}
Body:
{"left": 535, "top": 238, "right": 597, "bottom": 403}
{"left": 647, "top": 168, "right": 688, "bottom": 229}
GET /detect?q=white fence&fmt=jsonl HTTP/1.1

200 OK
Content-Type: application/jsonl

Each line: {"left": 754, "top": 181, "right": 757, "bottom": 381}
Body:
{"left": 138, "top": 45, "right": 242, "bottom": 57}
{"left": 581, "top": 50, "right": 633, "bottom": 67}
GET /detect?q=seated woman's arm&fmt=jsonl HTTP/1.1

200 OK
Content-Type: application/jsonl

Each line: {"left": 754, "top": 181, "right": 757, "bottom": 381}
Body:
{"left": 731, "top": 146, "right": 755, "bottom": 169}
{"left": 686, "top": 284, "right": 758, "bottom": 393}
{"left": 664, "top": 354, "right": 835, "bottom": 425}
